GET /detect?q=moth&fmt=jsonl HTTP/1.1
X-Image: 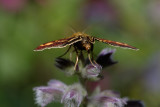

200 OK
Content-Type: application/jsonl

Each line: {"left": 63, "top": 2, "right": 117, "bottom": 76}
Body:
{"left": 34, "top": 32, "right": 138, "bottom": 70}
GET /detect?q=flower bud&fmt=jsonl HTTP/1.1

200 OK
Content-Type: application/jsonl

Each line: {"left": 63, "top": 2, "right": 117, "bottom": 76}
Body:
{"left": 55, "top": 58, "right": 75, "bottom": 75}
{"left": 61, "top": 83, "right": 87, "bottom": 107}
{"left": 96, "top": 48, "right": 117, "bottom": 67}
{"left": 81, "top": 64, "right": 102, "bottom": 80}
{"left": 88, "top": 90, "right": 127, "bottom": 107}
{"left": 33, "top": 80, "right": 67, "bottom": 107}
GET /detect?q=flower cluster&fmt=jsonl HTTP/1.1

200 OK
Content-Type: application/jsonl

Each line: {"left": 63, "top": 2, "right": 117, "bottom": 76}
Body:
{"left": 33, "top": 80, "right": 86, "bottom": 107}
{"left": 55, "top": 48, "right": 116, "bottom": 80}
{"left": 87, "top": 88, "right": 127, "bottom": 107}
{"left": 34, "top": 79, "right": 129, "bottom": 107}
{"left": 33, "top": 48, "right": 144, "bottom": 107}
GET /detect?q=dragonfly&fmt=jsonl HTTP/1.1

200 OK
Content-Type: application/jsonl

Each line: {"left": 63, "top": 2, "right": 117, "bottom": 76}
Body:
{"left": 34, "top": 32, "right": 138, "bottom": 70}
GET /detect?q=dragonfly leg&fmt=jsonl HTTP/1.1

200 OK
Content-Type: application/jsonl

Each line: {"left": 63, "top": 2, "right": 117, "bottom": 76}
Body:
{"left": 74, "top": 46, "right": 79, "bottom": 71}
{"left": 88, "top": 52, "right": 97, "bottom": 67}
{"left": 91, "top": 51, "right": 98, "bottom": 65}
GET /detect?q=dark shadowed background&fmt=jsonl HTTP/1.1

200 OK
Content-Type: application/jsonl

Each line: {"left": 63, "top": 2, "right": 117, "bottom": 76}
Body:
{"left": 0, "top": 0, "right": 160, "bottom": 107}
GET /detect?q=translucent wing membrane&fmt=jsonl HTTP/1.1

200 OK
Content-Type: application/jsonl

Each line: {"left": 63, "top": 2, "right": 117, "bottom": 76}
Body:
{"left": 94, "top": 37, "right": 138, "bottom": 50}
{"left": 34, "top": 37, "right": 82, "bottom": 51}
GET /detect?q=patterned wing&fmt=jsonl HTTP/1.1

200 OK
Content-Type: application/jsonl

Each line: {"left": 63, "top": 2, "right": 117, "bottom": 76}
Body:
{"left": 34, "top": 36, "right": 82, "bottom": 51}
{"left": 94, "top": 37, "right": 138, "bottom": 50}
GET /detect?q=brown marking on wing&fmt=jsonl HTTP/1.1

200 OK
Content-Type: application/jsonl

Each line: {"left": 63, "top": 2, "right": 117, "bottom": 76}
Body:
{"left": 95, "top": 37, "right": 138, "bottom": 50}
{"left": 34, "top": 37, "right": 81, "bottom": 51}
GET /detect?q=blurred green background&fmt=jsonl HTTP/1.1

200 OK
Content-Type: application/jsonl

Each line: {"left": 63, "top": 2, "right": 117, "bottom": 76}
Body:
{"left": 0, "top": 0, "right": 160, "bottom": 107}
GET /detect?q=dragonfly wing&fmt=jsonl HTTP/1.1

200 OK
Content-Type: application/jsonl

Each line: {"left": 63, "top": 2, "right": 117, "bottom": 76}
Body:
{"left": 94, "top": 37, "right": 138, "bottom": 50}
{"left": 34, "top": 37, "right": 82, "bottom": 51}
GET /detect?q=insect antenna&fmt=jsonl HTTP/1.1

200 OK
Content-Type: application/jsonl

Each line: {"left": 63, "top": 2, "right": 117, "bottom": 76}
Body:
{"left": 82, "top": 25, "right": 91, "bottom": 33}
{"left": 69, "top": 24, "right": 77, "bottom": 33}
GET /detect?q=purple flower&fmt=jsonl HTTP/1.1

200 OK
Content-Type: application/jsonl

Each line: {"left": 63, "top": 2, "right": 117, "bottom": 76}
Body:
{"left": 33, "top": 47, "right": 145, "bottom": 107}
{"left": 61, "top": 83, "right": 87, "bottom": 107}
{"left": 33, "top": 80, "right": 67, "bottom": 107}
{"left": 47, "top": 80, "right": 67, "bottom": 90}
{"left": 81, "top": 63, "right": 102, "bottom": 80}
{"left": 55, "top": 58, "right": 75, "bottom": 75}
{"left": 33, "top": 80, "right": 86, "bottom": 107}
{"left": 96, "top": 48, "right": 117, "bottom": 68}
{"left": 55, "top": 58, "right": 74, "bottom": 70}
{"left": 95, "top": 96, "right": 126, "bottom": 107}
{"left": 54, "top": 48, "right": 117, "bottom": 80}
{"left": 81, "top": 48, "right": 117, "bottom": 80}
{"left": 88, "top": 89, "right": 127, "bottom": 107}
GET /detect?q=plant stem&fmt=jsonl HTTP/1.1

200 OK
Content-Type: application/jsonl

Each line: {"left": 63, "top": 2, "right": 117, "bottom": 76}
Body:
{"left": 77, "top": 53, "right": 89, "bottom": 107}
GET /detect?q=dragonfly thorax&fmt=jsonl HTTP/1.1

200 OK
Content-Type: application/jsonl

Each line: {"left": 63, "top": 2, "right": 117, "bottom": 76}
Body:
{"left": 74, "top": 37, "right": 93, "bottom": 52}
